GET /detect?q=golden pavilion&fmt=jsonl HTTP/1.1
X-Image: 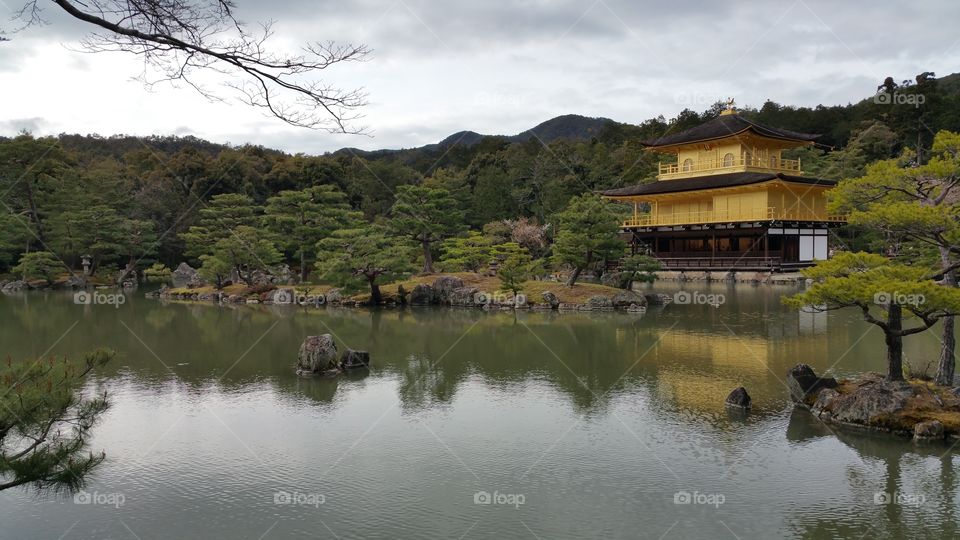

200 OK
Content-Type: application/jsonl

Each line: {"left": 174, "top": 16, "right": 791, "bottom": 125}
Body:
{"left": 602, "top": 101, "right": 846, "bottom": 270}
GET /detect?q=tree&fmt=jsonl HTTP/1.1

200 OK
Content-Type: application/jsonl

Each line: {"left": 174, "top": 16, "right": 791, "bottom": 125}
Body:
{"left": 200, "top": 225, "right": 282, "bottom": 286}
{"left": 0, "top": 211, "right": 31, "bottom": 272}
{"left": 829, "top": 131, "right": 960, "bottom": 385}
{"left": 48, "top": 205, "right": 129, "bottom": 274}
{"left": 14, "top": 1, "right": 369, "bottom": 131}
{"left": 552, "top": 193, "right": 626, "bottom": 286}
{"left": 616, "top": 254, "right": 661, "bottom": 289}
{"left": 438, "top": 232, "right": 495, "bottom": 273}
{"left": 264, "top": 185, "right": 360, "bottom": 283}
{"left": 495, "top": 244, "right": 537, "bottom": 296}
{"left": 12, "top": 252, "right": 64, "bottom": 284}
{"left": 1, "top": 349, "right": 114, "bottom": 492}
{"left": 387, "top": 185, "right": 464, "bottom": 274}
{"left": 180, "top": 193, "right": 262, "bottom": 259}
{"left": 316, "top": 226, "right": 414, "bottom": 304}
{"left": 785, "top": 252, "right": 960, "bottom": 382}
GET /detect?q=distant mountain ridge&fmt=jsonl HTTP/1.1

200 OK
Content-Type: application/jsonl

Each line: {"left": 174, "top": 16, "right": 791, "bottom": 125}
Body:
{"left": 336, "top": 114, "right": 619, "bottom": 157}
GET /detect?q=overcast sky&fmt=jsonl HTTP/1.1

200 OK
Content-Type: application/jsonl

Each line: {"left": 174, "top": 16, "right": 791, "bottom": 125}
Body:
{"left": 1, "top": 0, "right": 958, "bottom": 154}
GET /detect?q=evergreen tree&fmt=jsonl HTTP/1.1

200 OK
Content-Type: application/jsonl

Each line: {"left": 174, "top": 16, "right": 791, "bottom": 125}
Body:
{"left": 786, "top": 252, "right": 960, "bottom": 381}
{"left": 551, "top": 194, "right": 626, "bottom": 286}
{"left": 387, "top": 185, "right": 464, "bottom": 274}
{"left": 12, "top": 252, "right": 64, "bottom": 284}
{"left": 180, "top": 194, "right": 262, "bottom": 259}
{"left": 316, "top": 225, "right": 415, "bottom": 304}
{"left": 0, "top": 349, "right": 114, "bottom": 492}
{"left": 264, "top": 185, "right": 360, "bottom": 283}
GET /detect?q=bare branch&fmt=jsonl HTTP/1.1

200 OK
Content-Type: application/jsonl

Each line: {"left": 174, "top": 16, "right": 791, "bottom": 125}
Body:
{"left": 13, "top": 0, "right": 370, "bottom": 132}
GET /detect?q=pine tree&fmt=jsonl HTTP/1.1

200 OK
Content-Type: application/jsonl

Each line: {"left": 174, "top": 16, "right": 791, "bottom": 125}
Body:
{"left": 551, "top": 193, "right": 625, "bottom": 286}
{"left": 1, "top": 349, "right": 114, "bottom": 492}
{"left": 388, "top": 185, "right": 464, "bottom": 274}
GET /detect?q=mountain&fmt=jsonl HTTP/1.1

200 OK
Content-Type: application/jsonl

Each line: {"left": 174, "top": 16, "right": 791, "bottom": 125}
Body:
{"left": 336, "top": 114, "right": 620, "bottom": 158}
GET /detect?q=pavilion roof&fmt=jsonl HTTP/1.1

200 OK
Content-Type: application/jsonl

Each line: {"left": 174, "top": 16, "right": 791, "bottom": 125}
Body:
{"left": 642, "top": 114, "right": 820, "bottom": 148}
{"left": 600, "top": 172, "right": 836, "bottom": 198}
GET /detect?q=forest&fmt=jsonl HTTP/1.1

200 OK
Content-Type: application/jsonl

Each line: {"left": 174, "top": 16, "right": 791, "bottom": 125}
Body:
{"left": 1, "top": 71, "right": 958, "bottom": 292}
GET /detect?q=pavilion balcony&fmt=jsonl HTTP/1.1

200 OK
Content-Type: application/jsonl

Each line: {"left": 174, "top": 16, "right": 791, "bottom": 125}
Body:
{"left": 621, "top": 207, "right": 847, "bottom": 228}
{"left": 658, "top": 156, "right": 801, "bottom": 180}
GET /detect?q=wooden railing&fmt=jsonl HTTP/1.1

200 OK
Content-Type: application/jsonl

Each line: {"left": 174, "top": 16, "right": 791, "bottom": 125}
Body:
{"left": 659, "top": 156, "right": 801, "bottom": 178}
{"left": 655, "top": 256, "right": 781, "bottom": 270}
{"left": 622, "top": 207, "right": 847, "bottom": 228}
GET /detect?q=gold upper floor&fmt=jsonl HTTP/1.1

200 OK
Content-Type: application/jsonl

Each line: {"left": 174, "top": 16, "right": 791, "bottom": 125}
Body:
{"left": 656, "top": 133, "right": 805, "bottom": 180}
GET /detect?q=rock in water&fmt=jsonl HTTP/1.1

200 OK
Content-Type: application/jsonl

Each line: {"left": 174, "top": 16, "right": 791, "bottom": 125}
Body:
{"left": 644, "top": 293, "right": 671, "bottom": 306}
{"left": 340, "top": 349, "right": 371, "bottom": 370}
{"left": 725, "top": 387, "right": 751, "bottom": 409}
{"left": 297, "top": 335, "right": 338, "bottom": 374}
{"left": 914, "top": 420, "right": 945, "bottom": 442}
{"left": 786, "top": 364, "right": 838, "bottom": 404}
{"left": 829, "top": 382, "right": 910, "bottom": 425}
{"left": 541, "top": 291, "right": 560, "bottom": 309}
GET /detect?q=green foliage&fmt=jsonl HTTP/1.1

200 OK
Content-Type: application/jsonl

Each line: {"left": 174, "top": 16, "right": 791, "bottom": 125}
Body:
{"left": 0, "top": 349, "right": 113, "bottom": 492}
{"left": 264, "top": 185, "right": 361, "bottom": 282}
{"left": 496, "top": 244, "right": 538, "bottom": 296}
{"left": 785, "top": 251, "right": 960, "bottom": 380}
{"left": 180, "top": 193, "right": 262, "bottom": 259}
{"left": 551, "top": 193, "right": 626, "bottom": 286}
{"left": 316, "top": 225, "right": 415, "bottom": 300}
{"left": 199, "top": 226, "right": 282, "bottom": 287}
{"left": 387, "top": 185, "right": 465, "bottom": 273}
{"left": 143, "top": 263, "right": 172, "bottom": 280}
{"left": 438, "top": 231, "right": 495, "bottom": 272}
{"left": 12, "top": 252, "right": 64, "bottom": 284}
{"left": 617, "top": 254, "right": 661, "bottom": 288}
{"left": 0, "top": 211, "right": 31, "bottom": 271}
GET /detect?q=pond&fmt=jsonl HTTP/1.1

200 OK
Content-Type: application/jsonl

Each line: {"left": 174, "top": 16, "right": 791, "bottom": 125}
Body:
{"left": 0, "top": 283, "right": 957, "bottom": 539}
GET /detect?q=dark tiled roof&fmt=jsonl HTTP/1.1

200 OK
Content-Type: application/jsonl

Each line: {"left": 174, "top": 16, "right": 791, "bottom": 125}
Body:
{"left": 643, "top": 114, "right": 820, "bottom": 147}
{"left": 600, "top": 172, "right": 836, "bottom": 198}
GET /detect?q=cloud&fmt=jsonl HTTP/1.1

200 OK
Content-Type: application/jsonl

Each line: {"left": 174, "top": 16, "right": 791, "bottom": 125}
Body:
{"left": 0, "top": 0, "right": 957, "bottom": 153}
{"left": 0, "top": 117, "right": 48, "bottom": 134}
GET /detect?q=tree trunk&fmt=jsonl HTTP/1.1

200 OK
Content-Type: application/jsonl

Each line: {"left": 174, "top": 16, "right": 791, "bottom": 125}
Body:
{"left": 566, "top": 252, "right": 592, "bottom": 287}
{"left": 422, "top": 239, "right": 433, "bottom": 274}
{"left": 300, "top": 250, "right": 308, "bottom": 284}
{"left": 368, "top": 276, "right": 382, "bottom": 305}
{"left": 936, "top": 247, "right": 956, "bottom": 386}
{"left": 886, "top": 303, "right": 904, "bottom": 382}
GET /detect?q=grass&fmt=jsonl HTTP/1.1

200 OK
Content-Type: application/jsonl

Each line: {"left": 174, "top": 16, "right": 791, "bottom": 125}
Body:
{"left": 166, "top": 272, "right": 627, "bottom": 305}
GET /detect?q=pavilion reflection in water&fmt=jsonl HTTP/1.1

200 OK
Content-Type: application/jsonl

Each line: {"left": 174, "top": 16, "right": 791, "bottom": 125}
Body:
{"left": 641, "top": 308, "right": 833, "bottom": 412}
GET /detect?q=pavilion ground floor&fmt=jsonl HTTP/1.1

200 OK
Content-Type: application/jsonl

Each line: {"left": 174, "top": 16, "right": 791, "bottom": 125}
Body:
{"left": 623, "top": 221, "right": 841, "bottom": 271}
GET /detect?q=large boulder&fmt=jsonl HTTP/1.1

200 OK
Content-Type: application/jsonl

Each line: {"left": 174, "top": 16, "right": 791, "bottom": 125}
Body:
{"left": 786, "top": 364, "right": 838, "bottom": 404}
{"left": 296, "top": 335, "right": 339, "bottom": 374}
{"left": 2, "top": 280, "right": 28, "bottom": 292}
{"left": 611, "top": 290, "right": 647, "bottom": 309}
{"left": 725, "top": 387, "right": 752, "bottom": 409}
{"left": 339, "top": 349, "right": 371, "bottom": 370}
{"left": 172, "top": 262, "right": 199, "bottom": 281}
{"left": 268, "top": 288, "right": 296, "bottom": 305}
{"left": 432, "top": 276, "right": 465, "bottom": 304}
{"left": 449, "top": 286, "right": 479, "bottom": 307}
{"left": 409, "top": 284, "right": 435, "bottom": 305}
{"left": 541, "top": 291, "right": 560, "bottom": 309}
{"left": 828, "top": 381, "right": 911, "bottom": 425}
{"left": 586, "top": 295, "right": 614, "bottom": 310}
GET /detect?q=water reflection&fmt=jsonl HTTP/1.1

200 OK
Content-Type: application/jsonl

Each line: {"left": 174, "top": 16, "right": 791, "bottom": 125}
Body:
{"left": 786, "top": 409, "right": 960, "bottom": 538}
